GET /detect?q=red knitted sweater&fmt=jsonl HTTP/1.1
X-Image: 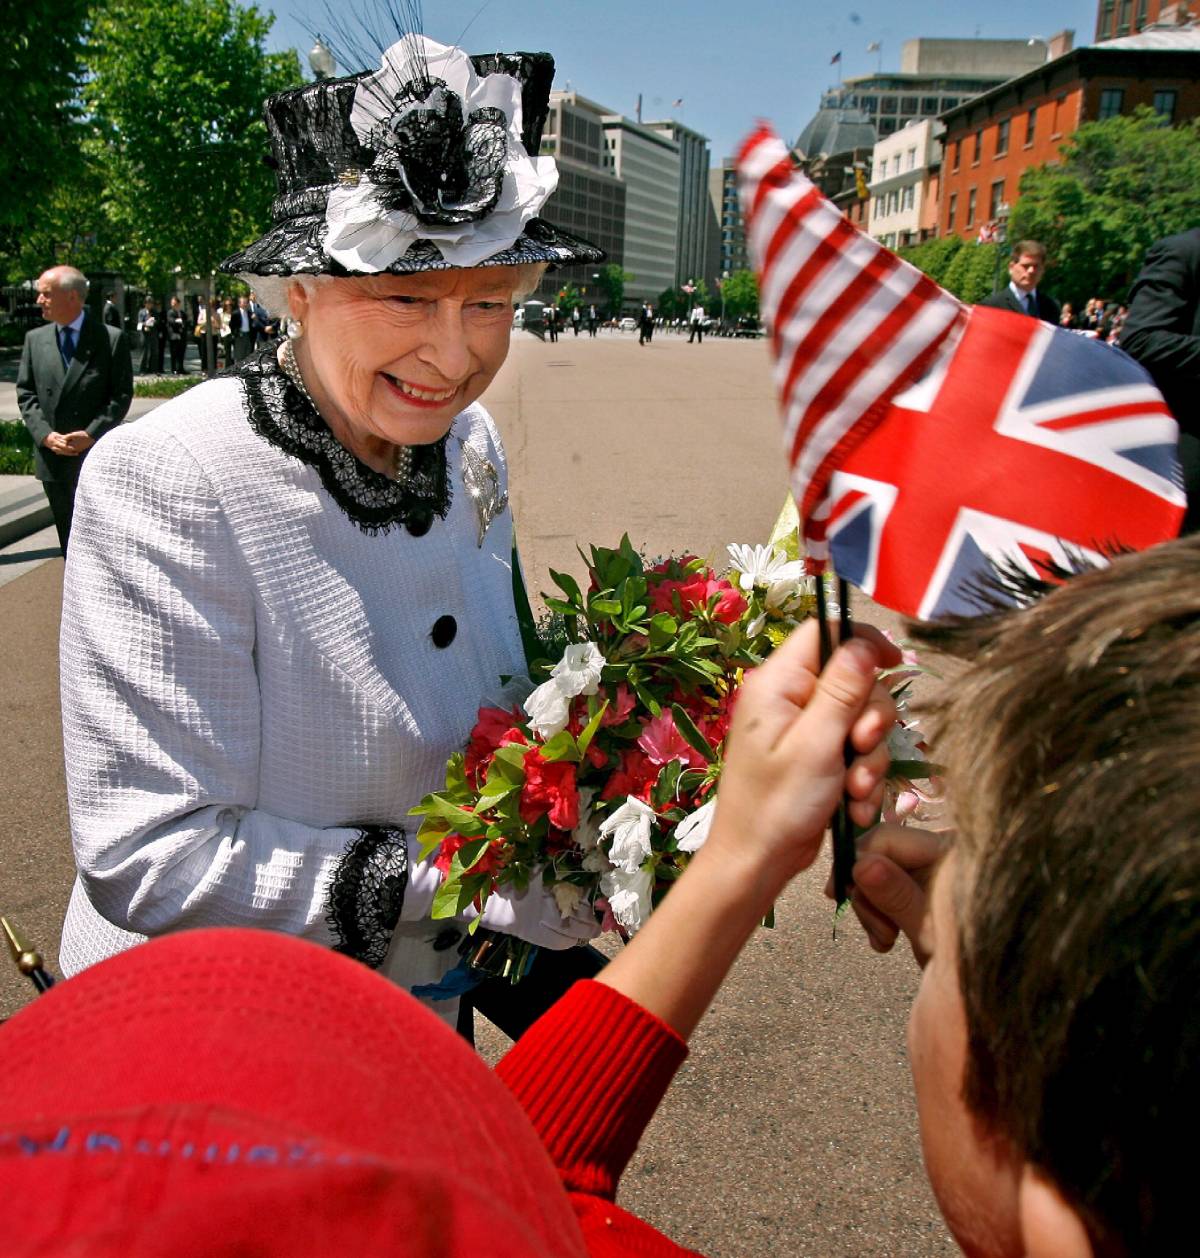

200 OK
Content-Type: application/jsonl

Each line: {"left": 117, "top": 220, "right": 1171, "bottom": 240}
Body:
{"left": 495, "top": 980, "right": 703, "bottom": 1257}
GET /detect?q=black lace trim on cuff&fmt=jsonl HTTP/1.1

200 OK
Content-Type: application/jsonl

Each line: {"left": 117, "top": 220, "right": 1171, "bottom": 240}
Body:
{"left": 327, "top": 825, "right": 410, "bottom": 969}
{"left": 234, "top": 348, "right": 452, "bottom": 535}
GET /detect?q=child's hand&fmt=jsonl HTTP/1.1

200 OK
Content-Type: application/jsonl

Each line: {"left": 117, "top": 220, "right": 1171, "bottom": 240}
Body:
{"left": 825, "top": 823, "right": 948, "bottom": 966}
{"left": 708, "top": 619, "right": 900, "bottom": 890}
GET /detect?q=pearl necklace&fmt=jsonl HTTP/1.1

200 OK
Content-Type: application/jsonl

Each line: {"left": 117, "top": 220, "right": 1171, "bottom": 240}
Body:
{"left": 277, "top": 338, "right": 413, "bottom": 483}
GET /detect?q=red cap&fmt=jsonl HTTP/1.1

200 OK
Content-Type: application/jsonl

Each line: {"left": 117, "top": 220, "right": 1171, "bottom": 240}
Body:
{"left": 0, "top": 929, "right": 588, "bottom": 1256}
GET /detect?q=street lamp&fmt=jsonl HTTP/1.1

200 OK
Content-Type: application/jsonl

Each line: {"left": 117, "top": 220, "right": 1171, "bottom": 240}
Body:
{"left": 718, "top": 270, "right": 729, "bottom": 331}
{"left": 308, "top": 37, "right": 336, "bottom": 81}
{"left": 992, "top": 201, "right": 1012, "bottom": 291}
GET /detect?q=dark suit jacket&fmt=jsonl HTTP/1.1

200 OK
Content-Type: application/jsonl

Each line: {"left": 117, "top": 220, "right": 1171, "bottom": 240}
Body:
{"left": 16, "top": 314, "right": 134, "bottom": 484}
{"left": 1120, "top": 227, "right": 1200, "bottom": 532}
{"left": 978, "top": 285, "right": 1061, "bottom": 325}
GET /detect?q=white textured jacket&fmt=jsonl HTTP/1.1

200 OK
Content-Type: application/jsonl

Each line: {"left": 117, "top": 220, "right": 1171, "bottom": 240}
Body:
{"left": 58, "top": 360, "right": 525, "bottom": 999}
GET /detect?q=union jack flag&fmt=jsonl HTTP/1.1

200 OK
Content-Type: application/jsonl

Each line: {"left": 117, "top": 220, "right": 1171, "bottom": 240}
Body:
{"left": 738, "top": 125, "right": 1186, "bottom": 618}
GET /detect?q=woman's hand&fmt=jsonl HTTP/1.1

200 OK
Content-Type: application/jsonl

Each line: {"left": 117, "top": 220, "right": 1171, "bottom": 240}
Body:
{"left": 704, "top": 618, "right": 901, "bottom": 899}
{"left": 478, "top": 868, "right": 600, "bottom": 951}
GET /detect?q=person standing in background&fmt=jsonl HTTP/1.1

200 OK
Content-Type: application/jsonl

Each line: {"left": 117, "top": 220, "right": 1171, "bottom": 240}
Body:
{"left": 165, "top": 296, "right": 188, "bottom": 373}
{"left": 979, "top": 241, "right": 1061, "bottom": 325}
{"left": 136, "top": 296, "right": 158, "bottom": 374}
{"left": 1120, "top": 226, "right": 1200, "bottom": 534}
{"left": 16, "top": 266, "right": 133, "bottom": 554}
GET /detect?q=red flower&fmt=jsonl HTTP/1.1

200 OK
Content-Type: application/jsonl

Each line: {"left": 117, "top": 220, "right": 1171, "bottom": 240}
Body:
{"left": 434, "top": 833, "right": 502, "bottom": 879}
{"left": 520, "top": 749, "right": 581, "bottom": 831}
{"left": 600, "top": 745, "right": 659, "bottom": 802}
{"left": 465, "top": 705, "right": 525, "bottom": 786}
{"left": 648, "top": 569, "right": 747, "bottom": 624}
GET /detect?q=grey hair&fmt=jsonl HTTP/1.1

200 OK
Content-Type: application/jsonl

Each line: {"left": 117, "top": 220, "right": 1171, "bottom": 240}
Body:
{"left": 45, "top": 266, "right": 89, "bottom": 298}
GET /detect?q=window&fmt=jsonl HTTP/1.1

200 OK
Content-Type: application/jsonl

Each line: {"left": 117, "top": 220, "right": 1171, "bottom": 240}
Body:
{"left": 880, "top": 96, "right": 898, "bottom": 114}
{"left": 1100, "top": 0, "right": 1115, "bottom": 35}
{"left": 966, "top": 187, "right": 977, "bottom": 227}
{"left": 989, "top": 178, "right": 1005, "bottom": 219}
{"left": 1137, "top": 0, "right": 1149, "bottom": 23}
{"left": 1153, "top": 89, "right": 1177, "bottom": 122}
{"left": 996, "top": 118, "right": 1010, "bottom": 156}
{"left": 907, "top": 147, "right": 917, "bottom": 170}
{"left": 900, "top": 96, "right": 919, "bottom": 114}
{"left": 1117, "top": 0, "right": 1132, "bottom": 33}
{"left": 973, "top": 129, "right": 983, "bottom": 164}
{"left": 1098, "top": 88, "right": 1124, "bottom": 121}
{"left": 922, "top": 97, "right": 940, "bottom": 114}
{"left": 879, "top": 117, "right": 897, "bottom": 135}
{"left": 902, "top": 185, "right": 915, "bottom": 211}
{"left": 875, "top": 196, "right": 884, "bottom": 217}
{"left": 947, "top": 192, "right": 958, "bottom": 231}
{"left": 1025, "top": 106, "right": 1037, "bottom": 147}
{"left": 943, "top": 97, "right": 960, "bottom": 110}
{"left": 952, "top": 140, "right": 960, "bottom": 171}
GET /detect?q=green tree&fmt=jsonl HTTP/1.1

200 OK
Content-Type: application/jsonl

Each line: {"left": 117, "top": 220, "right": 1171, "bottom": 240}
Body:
{"left": 896, "top": 235, "right": 965, "bottom": 286}
{"left": 0, "top": 1, "right": 91, "bottom": 280}
{"left": 555, "top": 282, "right": 583, "bottom": 313}
{"left": 657, "top": 286, "right": 684, "bottom": 319}
{"left": 938, "top": 240, "right": 1006, "bottom": 304}
{"left": 83, "top": 0, "right": 302, "bottom": 294}
{"left": 720, "top": 269, "right": 759, "bottom": 319}
{"left": 1010, "top": 107, "right": 1200, "bottom": 304}
{"left": 595, "top": 264, "right": 632, "bottom": 316}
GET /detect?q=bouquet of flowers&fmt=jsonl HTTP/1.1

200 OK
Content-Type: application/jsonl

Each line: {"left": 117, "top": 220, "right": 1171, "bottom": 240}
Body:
{"left": 410, "top": 535, "right": 817, "bottom": 981}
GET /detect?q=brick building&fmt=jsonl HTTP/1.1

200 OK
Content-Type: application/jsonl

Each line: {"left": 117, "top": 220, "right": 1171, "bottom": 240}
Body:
{"left": 938, "top": 29, "right": 1200, "bottom": 242}
{"left": 1095, "top": 0, "right": 1197, "bottom": 41}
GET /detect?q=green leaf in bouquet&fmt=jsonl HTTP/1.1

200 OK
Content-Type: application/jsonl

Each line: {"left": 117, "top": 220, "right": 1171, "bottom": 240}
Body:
{"left": 544, "top": 596, "right": 580, "bottom": 617}
{"left": 512, "top": 536, "right": 543, "bottom": 675}
{"left": 432, "top": 876, "right": 482, "bottom": 919}
{"left": 627, "top": 669, "right": 662, "bottom": 718}
{"left": 492, "top": 744, "right": 532, "bottom": 774}
{"left": 678, "top": 769, "right": 710, "bottom": 796}
{"left": 444, "top": 752, "right": 468, "bottom": 795}
{"left": 575, "top": 700, "right": 609, "bottom": 760}
{"left": 488, "top": 750, "right": 527, "bottom": 785}
{"left": 449, "top": 838, "right": 493, "bottom": 878}
{"left": 670, "top": 704, "right": 717, "bottom": 764}
{"left": 416, "top": 816, "right": 452, "bottom": 862}
{"left": 651, "top": 758, "right": 685, "bottom": 809}
{"left": 648, "top": 613, "right": 678, "bottom": 649}
{"left": 539, "top": 729, "right": 580, "bottom": 763}
{"left": 419, "top": 794, "right": 488, "bottom": 836}
{"left": 548, "top": 567, "right": 583, "bottom": 607}
{"left": 889, "top": 758, "right": 946, "bottom": 780}
{"left": 590, "top": 597, "right": 623, "bottom": 617}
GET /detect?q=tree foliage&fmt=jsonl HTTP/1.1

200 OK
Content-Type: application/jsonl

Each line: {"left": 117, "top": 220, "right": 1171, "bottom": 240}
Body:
{"left": 896, "top": 235, "right": 965, "bottom": 287}
{"left": 82, "top": 0, "right": 302, "bottom": 290}
{"left": 1011, "top": 107, "right": 1200, "bottom": 304}
{"left": 0, "top": 1, "right": 91, "bottom": 274}
{"left": 720, "top": 269, "right": 759, "bottom": 319}
{"left": 594, "top": 264, "right": 632, "bottom": 315}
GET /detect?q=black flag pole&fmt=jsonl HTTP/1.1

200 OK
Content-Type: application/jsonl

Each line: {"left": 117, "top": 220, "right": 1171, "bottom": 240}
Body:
{"left": 814, "top": 575, "right": 857, "bottom": 909}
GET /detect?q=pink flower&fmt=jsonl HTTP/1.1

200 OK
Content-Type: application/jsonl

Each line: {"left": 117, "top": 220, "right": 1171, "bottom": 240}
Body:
{"left": 434, "top": 833, "right": 502, "bottom": 879}
{"left": 520, "top": 749, "right": 581, "bottom": 831}
{"left": 637, "top": 709, "right": 707, "bottom": 769}
{"left": 600, "top": 683, "right": 636, "bottom": 727}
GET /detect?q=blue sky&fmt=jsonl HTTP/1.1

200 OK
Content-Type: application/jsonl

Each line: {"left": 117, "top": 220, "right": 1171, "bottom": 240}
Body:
{"left": 262, "top": 1, "right": 1099, "bottom": 160}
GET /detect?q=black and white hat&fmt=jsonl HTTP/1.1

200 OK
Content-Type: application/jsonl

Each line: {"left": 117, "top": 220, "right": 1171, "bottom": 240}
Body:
{"left": 222, "top": 35, "right": 604, "bottom": 277}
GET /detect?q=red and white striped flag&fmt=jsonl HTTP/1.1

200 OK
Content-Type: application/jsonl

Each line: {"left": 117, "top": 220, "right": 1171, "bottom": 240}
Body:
{"left": 738, "top": 125, "right": 965, "bottom": 572}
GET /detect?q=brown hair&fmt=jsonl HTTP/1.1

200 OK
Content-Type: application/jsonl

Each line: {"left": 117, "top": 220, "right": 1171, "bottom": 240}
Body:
{"left": 1010, "top": 239, "right": 1046, "bottom": 263}
{"left": 912, "top": 536, "right": 1200, "bottom": 1254}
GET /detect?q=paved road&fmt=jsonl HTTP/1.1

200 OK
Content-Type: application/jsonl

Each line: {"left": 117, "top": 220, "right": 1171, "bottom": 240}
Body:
{"left": 0, "top": 330, "right": 954, "bottom": 1256}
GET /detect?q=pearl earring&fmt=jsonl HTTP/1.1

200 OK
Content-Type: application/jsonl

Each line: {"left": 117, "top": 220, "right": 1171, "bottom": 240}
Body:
{"left": 287, "top": 319, "right": 304, "bottom": 339}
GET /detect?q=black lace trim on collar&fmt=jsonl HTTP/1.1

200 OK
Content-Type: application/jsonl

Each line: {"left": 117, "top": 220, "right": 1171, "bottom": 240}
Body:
{"left": 234, "top": 346, "right": 452, "bottom": 534}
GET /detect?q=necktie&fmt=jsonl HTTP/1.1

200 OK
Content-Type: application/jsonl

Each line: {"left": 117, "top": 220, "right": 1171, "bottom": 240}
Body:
{"left": 60, "top": 326, "right": 75, "bottom": 368}
{"left": 1025, "top": 293, "right": 1037, "bottom": 318}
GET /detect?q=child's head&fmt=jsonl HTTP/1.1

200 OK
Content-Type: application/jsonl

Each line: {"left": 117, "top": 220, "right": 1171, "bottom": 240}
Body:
{"left": 911, "top": 536, "right": 1200, "bottom": 1256}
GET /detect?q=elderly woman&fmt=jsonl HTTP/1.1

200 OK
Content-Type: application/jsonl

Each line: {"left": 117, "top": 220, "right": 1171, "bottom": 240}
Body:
{"left": 57, "top": 36, "right": 603, "bottom": 1024}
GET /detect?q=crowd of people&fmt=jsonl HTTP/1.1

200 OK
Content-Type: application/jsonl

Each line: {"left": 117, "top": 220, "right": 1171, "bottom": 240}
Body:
{"left": 102, "top": 289, "right": 281, "bottom": 375}
{"left": 6, "top": 27, "right": 1200, "bottom": 1256}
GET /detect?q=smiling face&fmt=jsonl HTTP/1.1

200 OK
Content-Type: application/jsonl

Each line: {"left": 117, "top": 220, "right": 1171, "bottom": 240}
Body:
{"left": 288, "top": 266, "right": 532, "bottom": 463}
{"left": 907, "top": 851, "right": 1023, "bottom": 1257}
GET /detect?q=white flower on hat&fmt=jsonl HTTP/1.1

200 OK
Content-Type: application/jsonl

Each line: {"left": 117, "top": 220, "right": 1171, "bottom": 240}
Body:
{"left": 325, "top": 35, "right": 559, "bottom": 271}
{"left": 599, "top": 796, "right": 658, "bottom": 872}
{"left": 600, "top": 865, "right": 653, "bottom": 934}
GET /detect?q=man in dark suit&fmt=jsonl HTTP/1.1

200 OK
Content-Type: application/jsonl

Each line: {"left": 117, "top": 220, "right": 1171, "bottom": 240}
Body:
{"left": 1120, "top": 227, "right": 1200, "bottom": 535}
{"left": 979, "top": 240, "right": 1061, "bottom": 325}
{"left": 16, "top": 266, "right": 133, "bottom": 554}
{"left": 102, "top": 292, "right": 122, "bottom": 330}
{"left": 232, "top": 295, "right": 255, "bottom": 362}
{"left": 247, "top": 289, "right": 272, "bottom": 347}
